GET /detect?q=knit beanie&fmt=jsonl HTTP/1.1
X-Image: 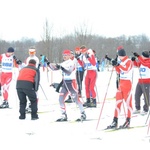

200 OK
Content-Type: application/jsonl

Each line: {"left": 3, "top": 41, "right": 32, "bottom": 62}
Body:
{"left": 117, "top": 46, "right": 126, "bottom": 56}
{"left": 142, "top": 51, "right": 149, "bottom": 58}
{"left": 7, "top": 47, "right": 14, "bottom": 53}
{"left": 75, "top": 47, "right": 80, "bottom": 51}
{"left": 62, "top": 49, "right": 71, "bottom": 55}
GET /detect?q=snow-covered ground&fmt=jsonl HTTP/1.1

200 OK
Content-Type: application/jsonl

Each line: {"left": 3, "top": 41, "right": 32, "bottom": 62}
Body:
{"left": 0, "top": 67, "right": 150, "bottom": 150}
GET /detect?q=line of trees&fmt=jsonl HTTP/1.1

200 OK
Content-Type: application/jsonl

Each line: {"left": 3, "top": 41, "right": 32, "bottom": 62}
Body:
{"left": 0, "top": 20, "right": 150, "bottom": 63}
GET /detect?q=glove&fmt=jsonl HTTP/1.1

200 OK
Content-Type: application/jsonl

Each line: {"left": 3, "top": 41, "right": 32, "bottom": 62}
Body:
{"left": 105, "top": 55, "right": 112, "bottom": 61}
{"left": 112, "top": 60, "right": 119, "bottom": 66}
{"left": 16, "top": 59, "right": 22, "bottom": 65}
{"left": 131, "top": 57, "right": 136, "bottom": 61}
{"left": 105, "top": 54, "right": 108, "bottom": 59}
{"left": 85, "top": 53, "right": 90, "bottom": 58}
{"left": 75, "top": 53, "right": 81, "bottom": 59}
{"left": 47, "top": 62, "right": 50, "bottom": 65}
{"left": 133, "top": 52, "right": 139, "bottom": 57}
{"left": 56, "top": 64, "right": 61, "bottom": 69}
{"left": 13, "top": 55, "right": 22, "bottom": 65}
{"left": 13, "top": 55, "right": 17, "bottom": 60}
{"left": 60, "top": 66, "right": 65, "bottom": 71}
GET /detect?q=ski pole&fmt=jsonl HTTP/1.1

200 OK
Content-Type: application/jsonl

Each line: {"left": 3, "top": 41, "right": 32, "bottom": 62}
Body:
{"left": 63, "top": 79, "right": 74, "bottom": 103}
{"left": 145, "top": 110, "right": 150, "bottom": 125}
{"left": 39, "top": 84, "right": 48, "bottom": 100}
{"left": 95, "top": 84, "right": 100, "bottom": 103}
{"left": 96, "top": 67, "right": 114, "bottom": 130}
{"left": 147, "top": 119, "right": 150, "bottom": 135}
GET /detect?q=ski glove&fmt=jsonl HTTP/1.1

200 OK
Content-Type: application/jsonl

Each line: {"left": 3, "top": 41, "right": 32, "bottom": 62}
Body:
{"left": 105, "top": 55, "right": 112, "bottom": 61}
{"left": 85, "top": 53, "right": 90, "bottom": 58}
{"left": 56, "top": 64, "right": 61, "bottom": 69}
{"left": 56, "top": 64, "right": 65, "bottom": 71}
{"left": 13, "top": 55, "right": 22, "bottom": 65}
{"left": 47, "top": 62, "right": 50, "bottom": 65}
{"left": 16, "top": 59, "right": 22, "bottom": 65}
{"left": 131, "top": 57, "right": 136, "bottom": 61}
{"left": 133, "top": 52, "right": 139, "bottom": 57}
{"left": 75, "top": 53, "right": 81, "bottom": 59}
{"left": 112, "top": 60, "right": 119, "bottom": 66}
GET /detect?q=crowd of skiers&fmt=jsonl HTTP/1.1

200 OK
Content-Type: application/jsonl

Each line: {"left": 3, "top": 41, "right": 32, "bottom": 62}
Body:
{"left": 0, "top": 45, "right": 149, "bottom": 128}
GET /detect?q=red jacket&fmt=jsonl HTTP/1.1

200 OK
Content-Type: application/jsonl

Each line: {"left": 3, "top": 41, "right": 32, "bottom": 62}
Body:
{"left": 16, "top": 63, "right": 40, "bottom": 91}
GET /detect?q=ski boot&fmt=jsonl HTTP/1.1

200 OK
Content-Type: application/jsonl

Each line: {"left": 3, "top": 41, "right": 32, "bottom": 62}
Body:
{"left": 133, "top": 109, "right": 140, "bottom": 114}
{"left": 83, "top": 98, "right": 91, "bottom": 107}
{"left": 80, "top": 111, "right": 86, "bottom": 121}
{"left": 65, "top": 95, "right": 73, "bottom": 103}
{"left": 19, "top": 114, "right": 26, "bottom": 120}
{"left": 119, "top": 118, "right": 130, "bottom": 129}
{"left": 76, "top": 111, "right": 86, "bottom": 122}
{"left": 106, "top": 117, "right": 118, "bottom": 129}
{"left": 0, "top": 100, "right": 9, "bottom": 108}
{"left": 141, "top": 110, "right": 148, "bottom": 116}
{"left": 31, "top": 114, "right": 39, "bottom": 120}
{"left": 56, "top": 113, "right": 67, "bottom": 122}
{"left": 88, "top": 98, "right": 97, "bottom": 108}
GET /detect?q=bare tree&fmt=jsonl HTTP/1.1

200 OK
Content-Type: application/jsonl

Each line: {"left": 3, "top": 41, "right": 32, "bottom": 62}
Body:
{"left": 41, "top": 19, "right": 54, "bottom": 61}
{"left": 74, "top": 22, "right": 93, "bottom": 47}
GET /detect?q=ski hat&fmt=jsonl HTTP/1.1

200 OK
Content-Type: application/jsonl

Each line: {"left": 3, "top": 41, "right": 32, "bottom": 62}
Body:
{"left": 62, "top": 49, "right": 71, "bottom": 55}
{"left": 142, "top": 51, "right": 149, "bottom": 58}
{"left": 117, "top": 46, "right": 126, "bottom": 56}
{"left": 75, "top": 47, "right": 80, "bottom": 51}
{"left": 7, "top": 47, "right": 14, "bottom": 53}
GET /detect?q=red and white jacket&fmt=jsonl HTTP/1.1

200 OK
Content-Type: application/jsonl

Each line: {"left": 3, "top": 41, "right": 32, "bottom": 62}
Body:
{"left": 77, "top": 49, "right": 97, "bottom": 71}
{"left": 0, "top": 53, "right": 18, "bottom": 73}
{"left": 115, "top": 56, "right": 133, "bottom": 81}
{"left": 133, "top": 56, "right": 150, "bottom": 83}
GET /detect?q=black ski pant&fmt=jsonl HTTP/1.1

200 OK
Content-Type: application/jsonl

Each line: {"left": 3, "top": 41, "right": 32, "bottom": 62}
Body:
{"left": 134, "top": 82, "right": 150, "bottom": 112}
{"left": 76, "top": 71, "right": 84, "bottom": 95}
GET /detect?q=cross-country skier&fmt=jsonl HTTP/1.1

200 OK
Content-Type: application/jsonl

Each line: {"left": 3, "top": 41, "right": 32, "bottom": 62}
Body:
{"left": 74, "top": 47, "right": 85, "bottom": 98}
{"left": 106, "top": 46, "right": 133, "bottom": 129}
{"left": 0, "top": 65, "right": 2, "bottom": 96}
{"left": 40, "top": 54, "right": 49, "bottom": 72}
{"left": 76, "top": 45, "right": 97, "bottom": 108}
{"left": 131, "top": 51, "right": 150, "bottom": 115}
{"left": 25, "top": 47, "right": 40, "bottom": 112}
{"left": 47, "top": 49, "right": 86, "bottom": 122}
{"left": 0, "top": 47, "right": 22, "bottom": 108}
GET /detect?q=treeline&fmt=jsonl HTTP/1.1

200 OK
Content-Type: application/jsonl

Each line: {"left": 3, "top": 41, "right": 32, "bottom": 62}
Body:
{"left": 0, "top": 34, "right": 150, "bottom": 63}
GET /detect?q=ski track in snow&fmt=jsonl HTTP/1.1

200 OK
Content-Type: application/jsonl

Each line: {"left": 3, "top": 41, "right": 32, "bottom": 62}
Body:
{"left": 0, "top": 67, "right": 150, "bottom": 150}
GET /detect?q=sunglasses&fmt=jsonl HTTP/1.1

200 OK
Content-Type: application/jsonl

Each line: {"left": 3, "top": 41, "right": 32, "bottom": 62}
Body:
{"left": 62, "top": 54, "right": 70, "bottom": 56}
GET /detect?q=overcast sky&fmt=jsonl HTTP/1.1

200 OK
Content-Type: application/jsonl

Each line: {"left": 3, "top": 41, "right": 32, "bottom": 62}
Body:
{"left": 0, "top": 0, "right": 150, "bottom": 41}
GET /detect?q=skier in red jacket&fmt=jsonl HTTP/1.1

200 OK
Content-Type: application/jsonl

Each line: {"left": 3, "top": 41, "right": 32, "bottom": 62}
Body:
{"left": 107, "top": 46, "right": 134, "bottom": 129}
{"left": 132, "top": 51, "right": 150, "bottom": 115}
{"left": 0, "top": 47, "right": 22, "bottom": 108}
{"left": 76, "top": 45, "right": 97, "bottom": 108}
